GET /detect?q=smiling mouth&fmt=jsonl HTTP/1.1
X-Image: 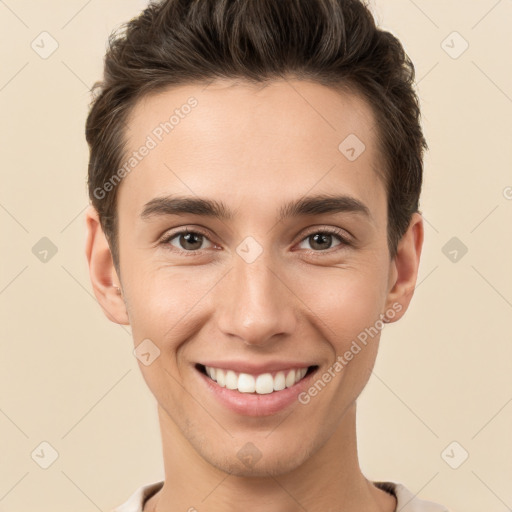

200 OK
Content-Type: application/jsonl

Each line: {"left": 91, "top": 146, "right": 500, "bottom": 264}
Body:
{"left": 195, "top": 364, "right": 318, "bottom": 395}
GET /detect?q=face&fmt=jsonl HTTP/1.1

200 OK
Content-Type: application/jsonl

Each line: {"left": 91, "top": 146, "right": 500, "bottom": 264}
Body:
{"left": 87, "top": 78, "right": 422, "bottom": 477}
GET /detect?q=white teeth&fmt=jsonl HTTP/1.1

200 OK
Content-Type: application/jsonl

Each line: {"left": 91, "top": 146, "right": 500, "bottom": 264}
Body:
{"left": 255, "top": 373, "right": 274, "bottom": 394}
{"left": 273, "top": 371, "right": 286, "bottom": 391}
{"left": 216, "top": 368, "right": 226, "bottom": 387}
{"left": 238, "top": 373, "right": 256, "bottom": 393}
{"left": 203, "top": 365, "right": 310, "bottom": 394}
{"left": 285, "top": 369, "right": 296, "bottom": 388}
{"left": 225, "top": 370, "right": 238, "bottom": 390}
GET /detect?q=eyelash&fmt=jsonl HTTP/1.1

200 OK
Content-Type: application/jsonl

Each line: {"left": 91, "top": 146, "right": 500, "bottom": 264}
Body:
{"left": 158, "top": 226, "right": 352, "bottom": 256}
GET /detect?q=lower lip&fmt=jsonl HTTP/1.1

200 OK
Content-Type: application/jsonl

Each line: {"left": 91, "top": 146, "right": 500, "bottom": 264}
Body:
{"left": 195, "top": 366, "right": 318, "bottom": 417}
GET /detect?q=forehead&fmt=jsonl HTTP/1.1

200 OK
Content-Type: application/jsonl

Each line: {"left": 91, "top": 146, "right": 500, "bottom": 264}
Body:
{"left": 118, "top": 78, "right": 386, "bottom": 226}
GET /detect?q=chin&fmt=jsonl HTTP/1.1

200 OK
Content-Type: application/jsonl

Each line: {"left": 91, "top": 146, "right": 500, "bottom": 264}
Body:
{"left": 202, "top": 440, "right": 314, "bottom": 478}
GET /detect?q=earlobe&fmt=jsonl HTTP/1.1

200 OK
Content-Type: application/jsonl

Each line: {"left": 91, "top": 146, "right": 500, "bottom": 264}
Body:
{"left": 85, "top": 205, "right": 130, "bottom": 325}
{"left": 383, "top": 212, "right": 424, "bottom": 323}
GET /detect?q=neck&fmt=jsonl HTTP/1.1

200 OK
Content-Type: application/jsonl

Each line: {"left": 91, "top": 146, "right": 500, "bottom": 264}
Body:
{"left": 145, "top": 402, "right": 395, "bottom": 512}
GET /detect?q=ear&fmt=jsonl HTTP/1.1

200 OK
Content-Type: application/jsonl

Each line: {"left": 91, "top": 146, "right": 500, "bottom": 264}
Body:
{"left": 383, "top": 212, "right": 424, "bottom": 322}
{"left": 85, "top": 205, "right": 130, "bottom": 325}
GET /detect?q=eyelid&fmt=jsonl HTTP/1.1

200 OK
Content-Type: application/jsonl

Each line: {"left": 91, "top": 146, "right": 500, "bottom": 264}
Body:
{"left": 298, "top": 226, "right": 352, "bottom": 245}
{"left": 158, "top": 225, "right": 211, "bottom": 242}
{"left": 158, "top": 226, "right": 217, "bottom": 253}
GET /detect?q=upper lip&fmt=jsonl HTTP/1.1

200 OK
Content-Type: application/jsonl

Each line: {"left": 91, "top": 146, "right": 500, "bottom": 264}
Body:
{"left": 197, "top": 360, "right": 315, "bottom": 375}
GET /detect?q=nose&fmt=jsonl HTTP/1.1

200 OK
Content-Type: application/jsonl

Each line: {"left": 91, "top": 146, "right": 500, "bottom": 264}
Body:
{"left": 216, "top": 250, "right": 298, "bottom": 347}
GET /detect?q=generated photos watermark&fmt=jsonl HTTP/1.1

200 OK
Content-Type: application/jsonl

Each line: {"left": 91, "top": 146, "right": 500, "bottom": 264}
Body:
{"left": 93, "top": 96, "right": 199, "bottom": 200}
{"left": 298, "top": 302, "right": 403, "bottom": 405}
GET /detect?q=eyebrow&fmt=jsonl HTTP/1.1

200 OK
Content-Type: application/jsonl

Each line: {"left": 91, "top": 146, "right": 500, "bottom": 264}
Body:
{"left": 140, "top": 193, "right": 372, "bottom": 223}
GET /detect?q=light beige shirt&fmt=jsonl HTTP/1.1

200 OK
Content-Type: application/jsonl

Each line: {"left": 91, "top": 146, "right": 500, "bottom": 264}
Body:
{"left": 112, "top": 480, "right": 452, "bottom": 511}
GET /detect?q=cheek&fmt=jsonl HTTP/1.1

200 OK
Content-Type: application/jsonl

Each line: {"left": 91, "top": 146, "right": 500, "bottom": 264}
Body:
{"left": 302, "top": 264, "right": 388, "bottom": 334}
{"left": 299, "top": 265, "right": 388, "bottom": 389}
{"left": 323, "top": 294, "right": 383, "bottom": 380}
{"left": 122, "top": 269, "right": 210, "bottom": 417}
{"left": 123, "top": 265, "right": 222, "bottom": 354}
{"left": 332, "top": 285, "right": 385, "bottom": 339}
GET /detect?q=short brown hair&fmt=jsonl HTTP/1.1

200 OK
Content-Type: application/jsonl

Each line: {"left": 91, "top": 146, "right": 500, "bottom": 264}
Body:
{"left": 86, "top": 0, "right": 427, "bottom": 270}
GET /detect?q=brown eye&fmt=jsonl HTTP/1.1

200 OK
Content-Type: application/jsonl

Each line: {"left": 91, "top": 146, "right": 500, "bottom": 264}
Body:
{"left": 163, "top": 229, "right": 214, "bottom": 252}
{"left": 297, "top": 229, "right": 349, "bottom": 252}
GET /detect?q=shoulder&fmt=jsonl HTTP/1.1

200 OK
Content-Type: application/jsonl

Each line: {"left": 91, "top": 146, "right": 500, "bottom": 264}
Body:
{"left": 110, "top": 481, "right": 164, "bottom": 512}
{"left": 373, "top": 480, "right": 453, "bottom": 512}
{"left": 112, "top": 479, "right": 454, "bottom": 512}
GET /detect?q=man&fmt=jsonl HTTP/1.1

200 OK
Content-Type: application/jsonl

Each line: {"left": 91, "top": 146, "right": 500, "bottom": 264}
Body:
{"left": 85, "top": 0, "right": 451, "bottom": 510}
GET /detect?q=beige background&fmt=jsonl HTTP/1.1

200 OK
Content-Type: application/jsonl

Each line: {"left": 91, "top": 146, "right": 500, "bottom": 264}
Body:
{"left": 1, "top": 1, "right": 511, "bottom": 511}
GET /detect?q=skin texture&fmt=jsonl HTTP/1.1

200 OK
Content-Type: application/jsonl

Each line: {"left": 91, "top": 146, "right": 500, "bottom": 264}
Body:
{"left": 85, "top": 79, "right": 423, "bottom": 512}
